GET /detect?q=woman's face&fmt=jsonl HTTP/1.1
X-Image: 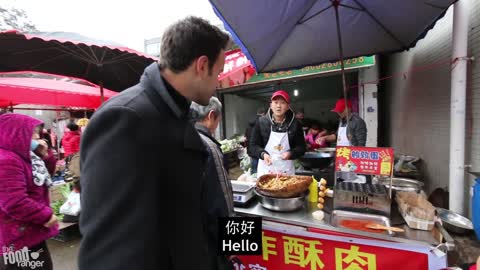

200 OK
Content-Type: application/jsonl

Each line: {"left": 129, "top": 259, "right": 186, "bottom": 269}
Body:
{"left": 311, "top": 129, "right": 320, "bottom": 135}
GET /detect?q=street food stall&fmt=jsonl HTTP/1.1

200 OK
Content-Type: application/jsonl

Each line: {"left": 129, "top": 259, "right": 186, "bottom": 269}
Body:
{"left": 232, "top": 146, "right": 454, "bottom": 270}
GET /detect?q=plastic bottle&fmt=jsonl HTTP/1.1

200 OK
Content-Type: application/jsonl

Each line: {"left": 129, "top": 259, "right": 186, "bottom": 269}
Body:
{"left": 309, "top": 176, "right": 318, "bottom": 203}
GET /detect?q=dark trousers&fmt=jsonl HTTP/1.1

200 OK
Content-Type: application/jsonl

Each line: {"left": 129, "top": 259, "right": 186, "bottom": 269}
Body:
{"left": 0, "top": 241, "right": 53, "bottom": 270}
{"left": 251, "top": 158, "right": 259, "bottom": 174}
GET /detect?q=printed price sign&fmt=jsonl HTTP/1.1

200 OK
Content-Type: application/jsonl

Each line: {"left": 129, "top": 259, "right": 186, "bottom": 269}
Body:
{"left": 335, "top": 147, "right": 394, "bottom": 176}
{"left": 219, "top": 217, "right": 262, "bottom": 255}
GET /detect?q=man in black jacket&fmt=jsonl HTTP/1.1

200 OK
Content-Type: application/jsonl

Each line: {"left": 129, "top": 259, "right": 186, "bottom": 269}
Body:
{"left": 79, "top": 17, "right": 230, "bottom": 270}
{"left": 190, "top": 97, "right": 233, "bottom": 270}
{"left": 245, "top": 107, "right": 265, "bottom": 174}
{"left": 248, "top": 90, "right": 306, "bottom": 177}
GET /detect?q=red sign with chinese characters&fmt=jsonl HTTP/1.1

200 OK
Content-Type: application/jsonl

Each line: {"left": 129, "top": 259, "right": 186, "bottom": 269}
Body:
{"left": 218, "top": 49, "right": 252, "bottom": 81}
{"left": 236, "top": 228, "right": 431, "bottom": 270}
{"left": 335, "top": 147, "right": 394, "bottom": 176}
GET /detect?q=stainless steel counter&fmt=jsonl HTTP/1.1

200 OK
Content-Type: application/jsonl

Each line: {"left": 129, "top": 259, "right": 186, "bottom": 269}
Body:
{"left": 235, "top": 198, "right": 452, "bottom": 248}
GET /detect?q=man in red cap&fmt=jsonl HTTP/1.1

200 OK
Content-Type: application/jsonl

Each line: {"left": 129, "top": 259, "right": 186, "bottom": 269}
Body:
{"left": 248, "top": 90, "right": 306, "bottom": 177}
{"left": 320, "top": 98, "right": 367, "bottom": 147}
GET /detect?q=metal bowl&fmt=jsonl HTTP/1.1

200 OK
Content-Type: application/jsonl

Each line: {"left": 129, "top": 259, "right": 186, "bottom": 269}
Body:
{"left": 315, "top": 147, "right": 336, "bottom": 152}
{"left": 378, "top": 177, "right": 424, "bottom": 192}
{"left": 254, "top": 189, "right": 307, "bottom": 212}
{"left": 437, "top": 208, "right": 474, "bottom": 235}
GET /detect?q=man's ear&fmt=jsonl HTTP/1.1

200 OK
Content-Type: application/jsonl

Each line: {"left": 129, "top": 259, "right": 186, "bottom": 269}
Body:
{"left": 195, "top": 56, "right": 209, "bottom": 76}
{"left": 208, "top": 110, "right": 216, "bottom": 121}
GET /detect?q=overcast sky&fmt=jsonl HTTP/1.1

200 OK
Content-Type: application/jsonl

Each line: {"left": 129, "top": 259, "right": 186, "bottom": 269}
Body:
{"left": 5, "top": 0, "right": 222, "bottom": 52}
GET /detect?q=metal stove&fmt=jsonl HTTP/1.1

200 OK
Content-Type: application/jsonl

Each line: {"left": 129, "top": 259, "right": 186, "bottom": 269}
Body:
{"left": 333, "top": 182, "right": 391, "bottom": 217}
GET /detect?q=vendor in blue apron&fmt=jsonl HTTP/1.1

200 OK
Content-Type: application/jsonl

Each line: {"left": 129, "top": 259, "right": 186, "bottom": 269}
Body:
{"left": 322, "top": 98, "right": 368, "bottom": 181}
{"left": 248, "top": 90, "right": 306, "bottom": 177}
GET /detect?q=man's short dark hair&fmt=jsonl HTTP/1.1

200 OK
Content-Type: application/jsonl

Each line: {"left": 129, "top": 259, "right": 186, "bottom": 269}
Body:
{"left": 257, "top": 107, "right": 266, "bottom": 115}
{"left": 296, "top": 108, "right": 305, "bottom": 114}
{"left": 159, "top": 16, "right": 231, "bottom": 74}
{"left": 67, "top": 123, "right": 79, "bottom": 131}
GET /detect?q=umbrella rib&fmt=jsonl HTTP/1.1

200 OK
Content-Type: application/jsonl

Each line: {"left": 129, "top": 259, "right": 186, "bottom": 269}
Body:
{"left": 424, "top": 2, "right": 449, "bottom": 9}
{"left": 102, "top": 54, "right": 147, "bottom": 65}
{"left": 299, "top": 5, "right": 333, "bottom": 24}
{"left": 55, "top": 47, "right": 98, "bottom": 65}
{"left": 351, "top": 0, "right": 407, "bottom": 49}
{"left": 86, "top": 46, "right": 101, "bottom": 63}
{"left": 28, "top": 51, "right": 93, "bottom": 70}
{"left": 106, "top": 51, "right": 142, "bottom": 64}
{"left": 339, "top": 3, "right": 364, "bottom": 12}
{"left": 54, "top": 42, "right": 97, "bottom": 63}
{"left": 99, "top": 49, "right": 107, "bottom": 63}
{"left": 11, "top": 45, "right": 88, "bottom": 62}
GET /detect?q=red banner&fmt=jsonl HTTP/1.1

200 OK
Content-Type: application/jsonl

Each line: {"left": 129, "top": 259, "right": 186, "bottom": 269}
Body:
{"left": 218, "top": 49, "right": 252, "bottom": 80}
{"left": 335, "top": 147, "right": 394, "bottom": 176}
{"left": 236, "top": 229, "right": 430, "bottom": 270}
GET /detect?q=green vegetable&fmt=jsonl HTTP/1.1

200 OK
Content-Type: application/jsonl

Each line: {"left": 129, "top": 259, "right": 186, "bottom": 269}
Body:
{"left": 50, "top": 200, "right": 65, "bottom": 221}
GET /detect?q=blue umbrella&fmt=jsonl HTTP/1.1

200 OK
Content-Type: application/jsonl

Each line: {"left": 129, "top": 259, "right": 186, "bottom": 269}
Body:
{"left": 209, "top": 0, "right": 457, "bottom": 107}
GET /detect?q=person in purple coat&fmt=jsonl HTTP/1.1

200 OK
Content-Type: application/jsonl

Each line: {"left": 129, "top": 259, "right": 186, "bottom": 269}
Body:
{"left": 0, "top": 113, "right": 59, "bottom": 270}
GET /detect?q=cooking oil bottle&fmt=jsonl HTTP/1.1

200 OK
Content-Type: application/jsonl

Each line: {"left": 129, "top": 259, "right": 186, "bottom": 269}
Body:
{"left": 309, "top": 176, "right": 318, "bottom": 203}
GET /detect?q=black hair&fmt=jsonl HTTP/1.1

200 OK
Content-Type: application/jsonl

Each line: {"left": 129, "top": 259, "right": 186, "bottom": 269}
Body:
{"left": 158, "top": 16, "right": 231, "bottom": 74}
{"left": 67, "top": 123, "right": 79, "bottom": 131}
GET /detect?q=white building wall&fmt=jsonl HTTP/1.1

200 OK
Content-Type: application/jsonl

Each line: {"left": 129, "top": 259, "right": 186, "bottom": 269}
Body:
{"left": 384, "top": 2, "right": 480, "bottom": 215}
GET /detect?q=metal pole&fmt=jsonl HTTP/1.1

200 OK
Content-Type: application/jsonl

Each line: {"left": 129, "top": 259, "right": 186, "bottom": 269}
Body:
{"left": 100, "top": 82, "right": 105, "bottom": 104}
{"left": 449, "top": 0, "right": 470, "bottom": 215}
{"left": 333, "top": 0, "right": 350, "bottom": 125}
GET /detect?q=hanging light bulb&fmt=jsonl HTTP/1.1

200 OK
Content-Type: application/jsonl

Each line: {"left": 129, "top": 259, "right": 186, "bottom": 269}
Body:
{"left": 294, "top": 89, "right": 299, "bottom": 96}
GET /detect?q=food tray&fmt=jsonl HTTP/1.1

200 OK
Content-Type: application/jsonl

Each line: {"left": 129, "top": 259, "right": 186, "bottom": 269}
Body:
{"left": 395, "top": 191, "right": 435, "bottom": 231}
{"left": 331, "top": 210, "right": 394, "bottom": 235}
{"left": 256, "top": 174, "right": 312, "bottom": 198}
{"left": 400, "top": 211, "right": 434, "bottom": 231}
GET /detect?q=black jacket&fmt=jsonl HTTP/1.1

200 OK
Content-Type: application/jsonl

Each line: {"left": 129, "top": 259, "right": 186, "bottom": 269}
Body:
{"left": 195, "top": 123, "right": 232, "bottom": 270}
{"left": 245, "top": 115, "right": 261, "bottom": 141}
{"left": 248, "top": 109, "right": 306, "bottom": 160}
{"left": 79, "top": 63, "right": 212, "bottom": 270}
{"left": 338, "top": 113, "right": 367, "bottom": 146}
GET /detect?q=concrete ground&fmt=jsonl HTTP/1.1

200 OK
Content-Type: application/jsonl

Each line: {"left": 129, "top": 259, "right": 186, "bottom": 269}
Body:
{"left": 47, "top": 238, "right": 80, "bottom": 270}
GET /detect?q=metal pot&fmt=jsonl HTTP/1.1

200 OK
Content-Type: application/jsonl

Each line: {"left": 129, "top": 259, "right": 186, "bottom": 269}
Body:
{"left": 437, "top": 208, "right": 474, "bottom": 235}
{"left": 254, "top": 189, "right": 307, "bottom": 212}
{"left": 377, "top": 177, "right": 424, "bottom": 192}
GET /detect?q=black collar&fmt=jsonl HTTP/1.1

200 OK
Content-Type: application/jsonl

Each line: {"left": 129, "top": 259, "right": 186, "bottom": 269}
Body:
{"left": 194, "top": 123, "right": 220, "bottom": 146}
{"left": 161, "top": 75, "right": 191, "bottom": 117}
{"left": 140, "top": 63, "right": 191, "bottom": 119}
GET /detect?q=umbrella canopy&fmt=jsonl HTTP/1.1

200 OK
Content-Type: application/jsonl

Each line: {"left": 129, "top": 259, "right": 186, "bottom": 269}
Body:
{"left": 0, "top": 30, "right": 156, "bottom": 91}
{"left": 209, "top": 0, "right": 457, "bottom": 72}
{"left": 0, "top": 71, "right": 117, "bottom": 108}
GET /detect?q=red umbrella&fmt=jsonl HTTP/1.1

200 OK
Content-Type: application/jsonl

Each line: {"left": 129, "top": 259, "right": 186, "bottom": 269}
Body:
{"left": 0, "top": 71, "right": 117, "bottom": 108}
{"left": 0, "top": 30, "right": 157, "bottom": 101}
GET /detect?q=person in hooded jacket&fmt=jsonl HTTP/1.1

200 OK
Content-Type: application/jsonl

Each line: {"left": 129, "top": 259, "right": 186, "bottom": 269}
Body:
{"left": 61, "top": 123, "right": 81, "bottom": 157}
{"left": 0, "top": 113, "right": 59, "bottom": 270}
{"left": 248, "top": 90, "right": 306, "bottom": 177}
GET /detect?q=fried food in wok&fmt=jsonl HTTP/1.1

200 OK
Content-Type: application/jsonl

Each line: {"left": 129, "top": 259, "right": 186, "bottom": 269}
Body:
{"left": 256, "top": 174, "right": 312, "bottom": 198}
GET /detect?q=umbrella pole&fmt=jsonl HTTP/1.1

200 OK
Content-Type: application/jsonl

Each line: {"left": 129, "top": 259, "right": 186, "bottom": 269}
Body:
{"left": 100, "top": 81, "right": 105, "bottom": 104}
{"left": 333, "top": 1, "right": 349, "bottom": 126}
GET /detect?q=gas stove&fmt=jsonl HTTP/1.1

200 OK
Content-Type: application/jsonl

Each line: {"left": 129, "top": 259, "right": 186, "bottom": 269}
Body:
{"left": 333, "top": 182, "right": 391, "bottom": 217}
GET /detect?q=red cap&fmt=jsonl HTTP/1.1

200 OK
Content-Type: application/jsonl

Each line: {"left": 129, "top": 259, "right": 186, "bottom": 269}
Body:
{"left": 331, "top": 98, "right": 352, "bottom": 113}
{"left": 271, "top": 90, "right": 290, "bottom": 104}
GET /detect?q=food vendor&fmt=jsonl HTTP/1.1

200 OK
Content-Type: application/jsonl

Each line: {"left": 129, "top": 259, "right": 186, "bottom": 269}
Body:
{"left": 248, "top": 90, "right": 306, "bottom": 177}
{"left": 321, "top": 98, "right": 367, "bottom": 147}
